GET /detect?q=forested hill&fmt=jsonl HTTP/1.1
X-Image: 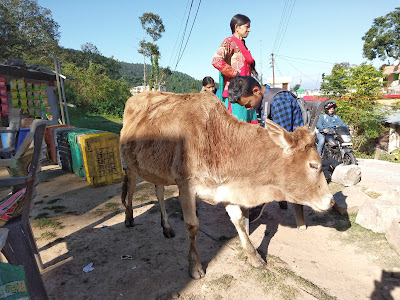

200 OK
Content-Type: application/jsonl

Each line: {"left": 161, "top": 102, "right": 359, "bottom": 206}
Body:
{"left": 119, "top": 61, "right": 203, "bottom": 93}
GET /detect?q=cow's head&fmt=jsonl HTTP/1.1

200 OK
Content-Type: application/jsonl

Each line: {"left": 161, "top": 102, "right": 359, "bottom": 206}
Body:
{"left": 264, "top": 119, "right": 333, "bottom": 212}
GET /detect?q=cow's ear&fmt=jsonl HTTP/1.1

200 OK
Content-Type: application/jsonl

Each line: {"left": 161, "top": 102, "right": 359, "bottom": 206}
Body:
{"left": 265, "top": 119, "right": 293, "bottom": 154}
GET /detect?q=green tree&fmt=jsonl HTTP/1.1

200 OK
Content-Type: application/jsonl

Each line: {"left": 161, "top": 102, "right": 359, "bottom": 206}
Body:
{"left": 322, "top": 63, "right": 384, "bottom": 151}
{"left": 290, "top": 84, "right": 300, "bottom": 93}
{"left": 362, "top": 7, "right": 400, "bottom": 61}
{"left": 0, "top": 0, "right": 60, "bottom": 65}
{"left": 320, "top": 63, "right": 350, "bottom": 97}
{"left": 62, "top": 61, "right": 130, "bottom": 117}
{"left": 138, "top": 12, "right": 165, "bottom": 90}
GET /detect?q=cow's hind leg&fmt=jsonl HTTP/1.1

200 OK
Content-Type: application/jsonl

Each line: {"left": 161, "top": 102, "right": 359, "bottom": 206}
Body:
{"left": 225, "top": 204, "right": 266, "bottom": 269}
{"left": 178, "top": 183, "right": 205, "bottom": 279}
{"left": 155, "top": 185, "right": 175, "bottom": 238}
{"left": 122, "top": 168, "right": 136, "bottom": 227}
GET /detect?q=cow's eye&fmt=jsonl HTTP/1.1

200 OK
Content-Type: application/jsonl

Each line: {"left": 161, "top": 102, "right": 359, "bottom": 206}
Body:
{"left": 309, "top": 162, "right": 321, "bottom": 172}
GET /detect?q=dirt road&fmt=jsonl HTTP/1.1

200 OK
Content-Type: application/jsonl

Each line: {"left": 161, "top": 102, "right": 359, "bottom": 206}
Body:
{"left": 31, "top": 160, "right": 400, "bottom": 299}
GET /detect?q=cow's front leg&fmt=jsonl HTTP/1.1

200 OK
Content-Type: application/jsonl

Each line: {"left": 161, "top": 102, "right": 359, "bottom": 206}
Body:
{"left": 292, "top": 203, "right": 306, "bottom": 231}
{"left": 178, "top": 183, "right": 205, "bottom": 279}
{"left": 155, "top": 185, "right": 175, "bottom": 238}
{"left": 122, "top": 168, "right": 136, "bottom": 227}
{"left": 225, "top": 204, "right": 266, "bottom": 269}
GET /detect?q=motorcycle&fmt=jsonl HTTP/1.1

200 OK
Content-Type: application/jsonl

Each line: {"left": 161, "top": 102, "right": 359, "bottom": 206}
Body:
{"left": 321, "top": 126, "right": 357, "bottom": 165}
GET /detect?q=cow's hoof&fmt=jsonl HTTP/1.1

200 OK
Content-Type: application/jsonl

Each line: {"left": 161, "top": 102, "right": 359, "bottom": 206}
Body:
{"left": 297, "top": 225, "right": 307, "bottom": 232}
{"left": 189, "top": 263, "right": 205, "bottom": 279}
{"left": 163, "top": 228, "right": 175, "bottom": 238}
{"left": 247, "top": 254, "right": 267, "bottom": 269}
{"left": 124, "top": 218, "right": 134, "bottom": 227}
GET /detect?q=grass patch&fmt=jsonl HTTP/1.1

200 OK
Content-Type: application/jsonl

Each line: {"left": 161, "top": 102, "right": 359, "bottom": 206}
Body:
{"left": 47, "top": 198, "right": 62, "bottom": 204}
{"left": 34, "top": 212, "right": 49, "bottom": 219}
{"left": 68, "top": 107, "right": 123, "bottom": 134}
{"left": 364, "top": 191, "right": 381, "bottom": 199}
{"left": 32, "top": 217, "right": 64, "bottom": 230}
{"left": 209, "top": 274, "right": 235, "bottom": 291}
{"left": 265, "top": 255, "right": 334, "bottom": 300}
{"left": 336, "top": 213, "right": 400, "bottom": 269}
{"left": 49, "top": 205, "right": 67, "bottom": 213}
{"left": 134, "top": 195, "right": 150, "bottom": 202}
{"left": 105, "top": 202, "right": 120, "bottom": 212}
{"left": 39, "top": 231, "right": 57, "bottom": 240}
{"left": 328, "top": 182, "right": 345, "bottom": 195}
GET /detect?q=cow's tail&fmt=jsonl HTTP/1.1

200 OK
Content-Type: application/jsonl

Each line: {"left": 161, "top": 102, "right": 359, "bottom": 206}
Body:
{"left": 121, "top": 174, "right": 128, "bottom": 208}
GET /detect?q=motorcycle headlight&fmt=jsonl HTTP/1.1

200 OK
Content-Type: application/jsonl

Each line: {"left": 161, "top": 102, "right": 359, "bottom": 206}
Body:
{"left": 341, "top": 135, "right": 352, "bottom": 143}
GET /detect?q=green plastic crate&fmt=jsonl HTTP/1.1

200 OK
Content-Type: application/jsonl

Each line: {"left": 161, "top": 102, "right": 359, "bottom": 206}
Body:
{"left": 68, "top": 129, "right": 101, "bottom": 177}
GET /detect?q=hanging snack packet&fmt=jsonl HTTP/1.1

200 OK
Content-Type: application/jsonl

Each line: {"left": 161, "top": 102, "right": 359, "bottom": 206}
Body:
{"left": 9, "top": 79, "right": 17, "bottom": 91}
{"left": 17, "top": 78, "right": 25, "bottom": 89}
{"left": 33, "top": 100, "right": 41, "bottom": 108}
{"left": 33, "top": 82, "right": 40, "bottom": 90}
{"left": 33, "top": 91, "right": 40, "bottom": 99}
{"left": 42, "top": 97, "right": 49, "bottom": 106}
{"left": 0, "top": 76, "right": 6, "bottom": 88}
{"left": 28, "top": 107, "right": 35, "bottom": 117}
{"left": 34, "top": 108, "right": 41, "bottom": 117}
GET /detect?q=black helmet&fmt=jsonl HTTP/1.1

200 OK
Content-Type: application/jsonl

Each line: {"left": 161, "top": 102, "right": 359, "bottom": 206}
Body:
{"left": 324, "top": 101, "right": 337, "bottom": 112}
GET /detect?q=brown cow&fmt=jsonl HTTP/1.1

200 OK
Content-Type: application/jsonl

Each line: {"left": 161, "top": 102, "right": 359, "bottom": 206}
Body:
{"left": 120, "top": 91, "right": 333, "bottom": 279}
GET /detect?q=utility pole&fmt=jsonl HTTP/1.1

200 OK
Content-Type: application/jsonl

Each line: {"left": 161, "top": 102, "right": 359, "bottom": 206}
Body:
{"left": 271, "top": 53, "right": 275, "bottom": 87}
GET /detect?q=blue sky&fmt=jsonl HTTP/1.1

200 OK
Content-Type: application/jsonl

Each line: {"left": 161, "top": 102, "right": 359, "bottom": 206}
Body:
{"left": 38, "top": 0, "right": 399, "bottom": 89}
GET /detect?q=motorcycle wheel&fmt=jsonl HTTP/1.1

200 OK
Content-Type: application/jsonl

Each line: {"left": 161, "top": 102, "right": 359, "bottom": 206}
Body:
{"left": 343, "top": 152, "right": 357, "bottom": 165}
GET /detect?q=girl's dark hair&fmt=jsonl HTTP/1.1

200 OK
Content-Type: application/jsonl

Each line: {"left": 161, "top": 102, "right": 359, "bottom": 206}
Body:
{"left": 202, "top": 76, "right": 215, "bottom": 87}
{"left": 230, "top": 14, "right": 251, "bottom": 34}
{"left": 228, "top": 76, "right": 260, "bottom": 103}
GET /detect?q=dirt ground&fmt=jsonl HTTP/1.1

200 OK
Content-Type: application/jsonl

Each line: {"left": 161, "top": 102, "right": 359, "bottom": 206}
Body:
{"left": 27, "top": 160, "right": 400, "bottom": 300}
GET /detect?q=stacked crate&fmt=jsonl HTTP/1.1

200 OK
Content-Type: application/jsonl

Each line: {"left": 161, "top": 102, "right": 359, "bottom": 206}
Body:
{"left": 80, "top": 132, "right": 123, "bottom": 187}
{"left": 68, "top": 129, "right": 101, "bottom": 177}
{"left": 45, "top": 125, "right": 74, "bottom": 164}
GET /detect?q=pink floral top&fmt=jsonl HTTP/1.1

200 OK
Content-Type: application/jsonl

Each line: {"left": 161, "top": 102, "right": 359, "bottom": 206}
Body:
{"left": 211, "top": 37, "right": 251, "bottom": 97}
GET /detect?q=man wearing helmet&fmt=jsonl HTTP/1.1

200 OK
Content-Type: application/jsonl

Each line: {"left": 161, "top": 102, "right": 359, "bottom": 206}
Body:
{"left": 316, "top": 101, "right": 348, "bottom": 156}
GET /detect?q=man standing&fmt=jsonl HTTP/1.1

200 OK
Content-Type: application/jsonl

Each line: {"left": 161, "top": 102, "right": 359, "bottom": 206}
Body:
{"left": 228, "top": 75, "right": 304, "bottom": 221}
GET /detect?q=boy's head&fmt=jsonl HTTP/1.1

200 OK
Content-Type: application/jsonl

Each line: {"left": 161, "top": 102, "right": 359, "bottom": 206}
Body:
{"left": 228, "top": 76, "right": 263, "bottom": 110}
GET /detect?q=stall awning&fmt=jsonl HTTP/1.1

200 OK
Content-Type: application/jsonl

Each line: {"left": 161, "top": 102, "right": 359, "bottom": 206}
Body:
{"left": 0, "top": 64, "right": 73, "bottom": 81}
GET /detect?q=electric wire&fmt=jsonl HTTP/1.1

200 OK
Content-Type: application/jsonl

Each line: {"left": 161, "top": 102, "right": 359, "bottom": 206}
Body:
{"left": 271, "top": 0, "right": 291, "bottom": 53}
{"left": 278, "top": 56, "right": 320, "bottom": 84}
{"left": 175, "top": 0, "right": 202, "bottom": 70}
{"left": 168, "top": 0, "right": 191, "bottom": 67}
{"left": 173, "top": 0, "right": 195, "bottom": 71}
{"left": 274, "top": 0, "right": 296, "bottom": 55}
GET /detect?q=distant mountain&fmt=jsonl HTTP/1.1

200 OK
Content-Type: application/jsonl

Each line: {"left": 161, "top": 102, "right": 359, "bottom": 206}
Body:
{"left": 118, "top": 61, "right": 202, "bottom": 93}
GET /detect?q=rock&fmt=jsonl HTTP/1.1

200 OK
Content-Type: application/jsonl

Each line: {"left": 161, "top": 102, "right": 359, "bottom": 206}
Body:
{"left": 331, "top": 164, "right": 361, "bottom": 186}
{"left": 356, "top": 198, "right": 400, "bottom": 233}
{"left": 333, "top": 186, "right": 370, "bottom": 215}
{"left": 363, "top": 183, "right": 400, "bottom": 203}
{"left": 385, "top": 219, "right": 400, "bottom": 256}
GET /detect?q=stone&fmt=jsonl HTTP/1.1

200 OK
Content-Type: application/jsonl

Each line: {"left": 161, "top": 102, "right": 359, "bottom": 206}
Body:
{"left": 331, "top": 164, "right": 361, "bottom": 186}
{"left": 385, "top": 219, "right": 400, "bottom": 256}
{"left": 363, "top": 183, "right": 400, "bottom": 204}
{"left": 333, "top": 186, "right": 370, "bottom": 215}
{"left": 356, "top": 198, "right": 400, "bottom": 233}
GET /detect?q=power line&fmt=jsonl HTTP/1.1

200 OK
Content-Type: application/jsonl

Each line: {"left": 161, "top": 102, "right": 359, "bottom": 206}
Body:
{"left": 272, "top": 0, "right": 291, "bottom": 53}
{"left": 279, "top": 56, "right": 319, "bottom": 84}
{"left": 275, "top": 0, "right": 296, "bottom": 55}
{"left": 173, "top": 0, "right": 194, "bottom": 71}
{"left": 175, "top": 0, "right": 202, "bottom": 69}
{"left": 275, "top": 54, "right": 336, "bottom": 65}
{"left": 168, "top": 0, "right": 191, "bottom": 67}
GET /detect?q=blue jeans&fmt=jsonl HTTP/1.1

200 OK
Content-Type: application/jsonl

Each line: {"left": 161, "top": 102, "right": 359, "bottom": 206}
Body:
{"left": 316, "top": 132, "right": 325, "bottom": 156}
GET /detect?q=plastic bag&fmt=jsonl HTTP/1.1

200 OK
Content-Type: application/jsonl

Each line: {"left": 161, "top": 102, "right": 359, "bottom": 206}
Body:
{"left": 0, "top": 262, "right": 29, "bottom": 299}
